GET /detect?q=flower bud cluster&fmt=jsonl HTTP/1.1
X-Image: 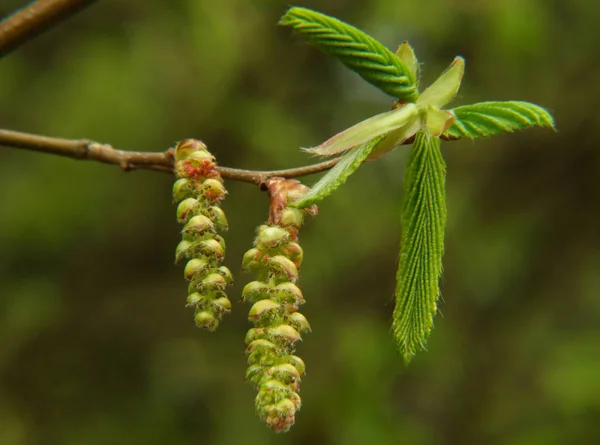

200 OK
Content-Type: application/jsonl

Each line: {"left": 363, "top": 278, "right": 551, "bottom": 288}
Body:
{"left": 172, "top": 139, "right": 232, "bottom": 331}
{"left": 242, "top": 178, "right": 316, "bottom": 432}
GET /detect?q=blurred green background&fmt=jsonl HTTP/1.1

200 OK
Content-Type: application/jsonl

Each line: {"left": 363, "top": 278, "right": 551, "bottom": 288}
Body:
{"left": 1, "top": 0, "right": 599, "bottom": 444}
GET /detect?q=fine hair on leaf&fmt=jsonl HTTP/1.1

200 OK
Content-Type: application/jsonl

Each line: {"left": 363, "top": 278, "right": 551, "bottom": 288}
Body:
{"left": 291, "top": 135, "right": 386, "bottom": 208}
{"left": 393, "top": 130, "right": 446, "bottom": 362}
{"left": 279, "top": 7, "right": 418, "bottom": 101}
{"left": 444, "top": 101, "right": 556, "bottom": 140}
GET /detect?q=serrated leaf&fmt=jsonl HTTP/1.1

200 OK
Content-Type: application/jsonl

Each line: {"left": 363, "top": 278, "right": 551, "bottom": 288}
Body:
{"left": 291, "top": 135, "right": 386, "bottom": 208}
{"left": 417, "top": 57, "right": 464, "bottom": 109}
{"left": 393, "top": 130, "right": 446, "bottom": 363}
{"left": 443, "top": 101, "right": 556, "bottom": 139}
{"left": 306, "top": 103, "right": 418, "bottom": 157}
{"left": 280, "top": 7, "right": 418, "bottom": 101}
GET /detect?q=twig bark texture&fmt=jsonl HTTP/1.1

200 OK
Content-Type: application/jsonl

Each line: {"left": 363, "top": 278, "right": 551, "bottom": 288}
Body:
{"left": 0, "top": 129, "right": 340, "bottom": 184}
{"left": 0, "top": 0, "right": 97, "bottom": 58}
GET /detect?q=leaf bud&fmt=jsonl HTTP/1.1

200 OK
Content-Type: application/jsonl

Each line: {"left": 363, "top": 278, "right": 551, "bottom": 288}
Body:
{"left": 174, "top": 139, "right": 208, "bottom": 161}
{"left": 186, "top": 149, "right": 215, "bottom": 164}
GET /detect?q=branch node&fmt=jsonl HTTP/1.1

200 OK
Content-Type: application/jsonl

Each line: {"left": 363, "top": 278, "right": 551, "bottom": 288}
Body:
{"left": 120, "top": 160, "right": 134, "bottom": 171}
{"left": 165, "top": 147, "right": 176, "bottom": 162}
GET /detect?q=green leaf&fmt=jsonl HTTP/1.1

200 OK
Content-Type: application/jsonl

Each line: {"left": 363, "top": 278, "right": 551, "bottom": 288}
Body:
{"left": 444, "top": 101, "right": 556, "bottom": 139}
{"left": 366, "top": 112, "right": 423, "bottom": 160}
{"left": 395, "top": 41, "right": 420, "bottom": 84}
{"left": 291, "top": 135, "right": 386, "bottom": 208}
{"left": 424, "top": 105, "right": 455, "bottom": 136}
{"left": 417, "top": 57, "right": 464, "bottom": 109}
{"left": 306, "top": 103, "right": 418, "bottom": 157}
{"left": 279, "top": 7, "right": 418, "bottom": 101}
{"left": 393, "top": 130, "right": 446, "bottom": 363}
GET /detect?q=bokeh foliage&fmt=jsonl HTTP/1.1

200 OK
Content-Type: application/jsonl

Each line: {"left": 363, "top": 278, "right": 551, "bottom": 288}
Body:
{"left": 1, "top": 0, "right": 599, "bottom": 444}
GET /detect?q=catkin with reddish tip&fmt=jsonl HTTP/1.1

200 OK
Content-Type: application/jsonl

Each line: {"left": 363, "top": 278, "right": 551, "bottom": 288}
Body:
{"left": 172, "top": 140, "right": 232, "bottom": 331}
{"left": 242, "top": 178, "right": 317, "bottom": 433}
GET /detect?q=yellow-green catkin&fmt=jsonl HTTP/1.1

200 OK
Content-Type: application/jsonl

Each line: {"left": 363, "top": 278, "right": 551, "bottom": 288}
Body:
{"left": 241, "top": 178, "right": 317, "bottom": 433}
{"left": 173, "top": 139, "right": 232, "bottom": 331}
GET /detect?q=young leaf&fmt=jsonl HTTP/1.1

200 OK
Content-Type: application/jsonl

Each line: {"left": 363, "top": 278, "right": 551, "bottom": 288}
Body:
{"left": 393, "top": 130, "right": 446, "bottom": 363}
{"left": 279, "top": 7, "right": 418, "bottom": 102}
{"left": 291, "top": 135, "right": 386, "bottom": 208}
{"left": 366, "top": 113, "right": 423, "bottom": 160}
{"left": 424, "top": 105, "right": 455, "bottom": 136}
{"left": 443, "top": 101, "right": 556, "bottom": 139}
{"left": 417, "top": 57, "right": 464, "bottom": 109}
{"left": 306, "top": 103, "right": 418, "bottom": 157}
{"left": 395, "top": 41, "right": 420, "bottom": 84}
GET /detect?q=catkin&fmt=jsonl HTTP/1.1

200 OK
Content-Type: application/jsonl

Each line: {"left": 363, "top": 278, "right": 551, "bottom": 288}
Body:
{"left": 242, "top": 178, "right": 317, "bottom": 432}
{"left": 173, "top": 140, "right": 232, "bottom": 330}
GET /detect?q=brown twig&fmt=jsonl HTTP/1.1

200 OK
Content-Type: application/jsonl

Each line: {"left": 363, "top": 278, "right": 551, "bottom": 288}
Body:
{"left": 0, "top": 129, "right": 459, "bottom": 184}
{"left": 0, "top": 0, "right": 98, "bottom": 58}
{"left": 0, "top": 128, "right": 341, "bottom": 184}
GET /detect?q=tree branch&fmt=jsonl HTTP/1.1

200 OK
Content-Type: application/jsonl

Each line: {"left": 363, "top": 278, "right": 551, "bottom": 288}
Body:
{"left": 0, "top": 128, "right": 341, "bottom": 184}
{"left": 0, "top": 0, "right": 98, "bottom": 58}
{"left": 0, "top": 129, "right": 460, "bottom": 184}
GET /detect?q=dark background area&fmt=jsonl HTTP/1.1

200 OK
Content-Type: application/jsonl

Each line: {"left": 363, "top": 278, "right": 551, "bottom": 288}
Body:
{"left": 1, "top": 1, "right": 599, "bottom": 444}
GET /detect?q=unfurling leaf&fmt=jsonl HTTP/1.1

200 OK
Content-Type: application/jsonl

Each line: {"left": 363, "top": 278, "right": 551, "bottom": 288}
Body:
{"left": 443, "top": 101, "right": 556, "bottom": 139}
{"left": 417, "top": 57, "right": 464, "bottom": 109}
{"left": 393, "top": 130, "right": 446, "bottom": 363}
{"left": 291, "top": 135, "right": 386, "bottom": 208}
{"left": 366, "top": 113, "right": 423, "bottom": 160}
{"left": 424, "top": 105, "right": 455, "bottom": 136}
{"left": 306, "top": 103, "right": 418, "bottom": 157}
{"left": 279, "top": 7, "right": 418, "bottom": 101}
{"left": 395, "top": 41, "right": 420, "bottom": 84}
